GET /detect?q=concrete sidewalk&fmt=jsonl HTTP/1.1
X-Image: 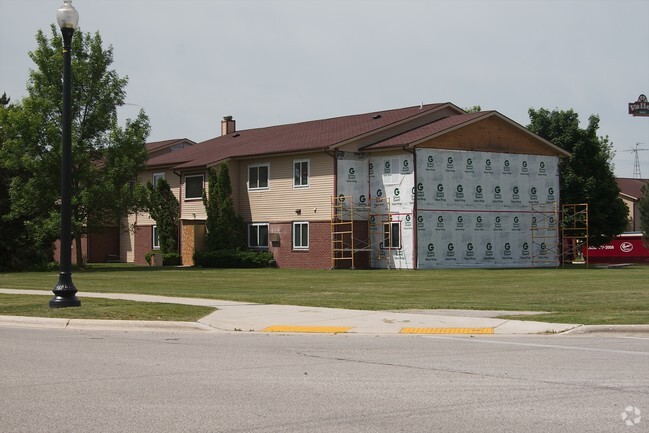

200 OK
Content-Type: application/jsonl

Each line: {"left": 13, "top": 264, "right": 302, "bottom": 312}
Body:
{"left": 0, "top": 288, "right": 586, "bottom": 335}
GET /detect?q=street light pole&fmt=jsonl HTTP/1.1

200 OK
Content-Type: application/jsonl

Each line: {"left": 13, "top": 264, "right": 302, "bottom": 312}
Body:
{"left": 50, "top": 0, "right": 80, "bottom": 308}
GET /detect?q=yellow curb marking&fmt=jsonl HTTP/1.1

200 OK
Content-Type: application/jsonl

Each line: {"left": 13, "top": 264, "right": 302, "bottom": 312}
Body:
{"left": 400, "top": 327, "right": 494, "bottom": 334}
{"left": 262, "top": 325, "right": 352, "bottom": 334}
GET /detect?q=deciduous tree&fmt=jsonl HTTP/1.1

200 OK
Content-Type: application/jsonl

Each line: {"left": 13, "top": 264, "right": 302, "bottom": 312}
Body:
{"left": 0, "top": 26, "right": 150, "bottom": 267}
{"left": 527, "top": 108, "right": 628, "bottom": 247}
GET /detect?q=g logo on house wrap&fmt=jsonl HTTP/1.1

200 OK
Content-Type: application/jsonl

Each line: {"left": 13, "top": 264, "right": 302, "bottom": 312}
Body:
{"left": 476, "top": 185, "right": 483, "bottom": 194}
{"left": 485, "top": 159, "right": 492, "bottom": 169}
{"left": 539, "top": 161, "right": 546, "bottom": 173}
{"left": 523, "top": 242, "right": 529, "bottom": 251}
{"left": 394, "top": 188, "right": 400, "bottom": 197}
{"left": 349, "top": 167, "right": 355, "bottom": 175}
{"left": 359, "top": 194, "right": 366, "bottom": 203}
{"left": 428, "top": 155, "right": 434, "bottom": 163}
{"left": 405, "top": 215, "right": 411, "bottom": 222}
{"left": 457, "top": 184, "right": 464, "bottom": 193}
{"left": 494, "top": 185, "right": 502, "bottom": 201}
{"left": 384, "top": 161, "right": 390, "bottom": 170}
{"left": 376, "top": 189, "right": 383, "bottom": 197}
{"left": 495, "top": 216, "right": 501, "bottom": 224}
{"left": 466, "top": 158, "right": 472, "bottom": 167}
{"left": 477, "top": 216, "right": 483, "bottom": 224}
{"left": 417, "top": 183, "right": 424, "bottom": 192}
{"left": 417, "top": 215, "right": 424, "bottom": 223}
{"left": 437, "top": 184, "right": 444, "bottom": 192}
{"left": 457, "top": 216, "right": 463, "bottom": 224}
{"left": 486, "top": 242, "right": 493, "bottom": 251}
{"left": 428, "top": 243, "right": 435, "bottom": 252}
{"left": 467, "top": 243, "right": 474, "bottom": 251}
{"left": 548, "top": 187, "right": 555, "bottom": 200}
{"left": 447, "top": 243, "right": 455, "bottom": 252}
{"left": 438, "top": 216, "right": 444, "bottom": 223}
{"left": 540, "top": 242, "right": 547, "bottom": 255}
{"left": 338, "top": 194, "right": 346, "bottom": 203}
{"left": 446, "top": 156, "right": 454, "bottom": 171}
{"left": 513, "top": 186, "right": 519, "bottom": 195}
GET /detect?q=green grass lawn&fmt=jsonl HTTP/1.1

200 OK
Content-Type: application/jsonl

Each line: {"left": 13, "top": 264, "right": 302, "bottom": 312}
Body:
{"left": 0, "top": 293, "right": 215, "bottom": 321}
{"left": 1, "top": 264, "right": 648, "bottom": 324}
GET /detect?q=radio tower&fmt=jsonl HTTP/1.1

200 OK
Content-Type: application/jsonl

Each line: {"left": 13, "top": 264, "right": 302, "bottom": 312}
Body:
{"left": 623, "top": 143, "right": 648, "bottom": 179}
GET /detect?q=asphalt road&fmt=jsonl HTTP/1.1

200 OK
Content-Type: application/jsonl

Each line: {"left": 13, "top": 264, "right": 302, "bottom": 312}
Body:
{"left": 1, "top": 328, "right": 647, "bottom": 433}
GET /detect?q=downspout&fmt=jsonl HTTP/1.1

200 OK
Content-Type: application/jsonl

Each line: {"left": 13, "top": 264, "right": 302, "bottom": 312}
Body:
{"left": 405, "top": 147, "right": 418, "bottom": 270}
{"left": 325, "top": 149, "right": 337, "bottom": 199}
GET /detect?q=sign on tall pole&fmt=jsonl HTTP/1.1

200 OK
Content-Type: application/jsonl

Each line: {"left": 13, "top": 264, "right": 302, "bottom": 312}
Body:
{"left": 628, "top": 94, "right": 649, "bottom": 117}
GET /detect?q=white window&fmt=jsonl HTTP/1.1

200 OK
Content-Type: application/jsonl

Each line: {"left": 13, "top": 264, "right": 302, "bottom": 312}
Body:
{"left": 248, "top": 164, "right": 269, "bottom": 190}
{"left": 293, "top": 160, "right": 309, "bottom": 188}
{"left": 152, "top": 225, "right": 160, "bottom": 249}
{"left": 293, "top": 222, "right": 309, "bottom": 250}
{"left": 184, "top": 174, "right": 204, "bottom": 200}
{"left": 383, "top": 221, "right": 400, "bottom": 249}
{"left": 248, "top": 223, "right": 269, "bottom": 248}
{"left": 152, "top": 172, "right": 165, "bottom": 186}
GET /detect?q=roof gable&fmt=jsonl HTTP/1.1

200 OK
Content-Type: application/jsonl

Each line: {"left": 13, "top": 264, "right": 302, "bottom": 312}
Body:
{"left": 617, "top": 178, "right": 648, "bottom": 200}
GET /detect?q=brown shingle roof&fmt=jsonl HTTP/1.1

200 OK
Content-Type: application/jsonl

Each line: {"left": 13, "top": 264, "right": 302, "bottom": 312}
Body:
{"left": 146, "top": 138, "right": 189, "bottom": 153}
{"left": 617, "top": 178, "right": 648, "bottom": 200}
{"left": 363, "top": 111, "right": 491, "bottom": 150}
{"left": 147, "top": 103, "right": 451, "bottom": 169}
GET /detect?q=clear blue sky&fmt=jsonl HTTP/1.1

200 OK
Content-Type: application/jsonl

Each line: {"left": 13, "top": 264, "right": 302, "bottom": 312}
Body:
{"left": 1, "top": 0, "right": 648, "bottom": 177}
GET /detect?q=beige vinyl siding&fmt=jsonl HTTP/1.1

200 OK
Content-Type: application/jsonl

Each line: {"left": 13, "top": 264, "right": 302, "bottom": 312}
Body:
{"left": 180, "top": 171, "right": 208, "bottom": 220}
{"left": 120, "top": 214, "right": 135, "bottom": 263}
{"left": 237, "top": 152, "right": 334, "bottom": 222}
{"left": 135, "top": 168, "right": 181, "bottom": 225}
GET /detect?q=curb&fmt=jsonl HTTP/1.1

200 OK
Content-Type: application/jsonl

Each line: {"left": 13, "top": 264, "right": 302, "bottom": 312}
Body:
{"left": 0, "top": 315, "right": 216, "bottom": 333}
{"left": 562, "top": 324, "right": 649, "bottom": 334}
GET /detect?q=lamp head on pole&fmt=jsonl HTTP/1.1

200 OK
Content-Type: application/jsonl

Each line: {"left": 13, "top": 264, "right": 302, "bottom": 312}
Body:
{"left": 57, "top": 0, "right": 79, "bottom": 30}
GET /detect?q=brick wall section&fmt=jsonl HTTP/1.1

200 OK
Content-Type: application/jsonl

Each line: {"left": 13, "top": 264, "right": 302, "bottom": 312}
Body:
{"left": 87, "top": 227, "right": 120, "bottom": 263}
{"left": 53, "top": 237, "right": 87, "bottom": 265}
{"left": 268, "top": 221, "right": 331, "bottom": 269}
{"left": 134, "top": 225, "right": 153, "bottom": 265}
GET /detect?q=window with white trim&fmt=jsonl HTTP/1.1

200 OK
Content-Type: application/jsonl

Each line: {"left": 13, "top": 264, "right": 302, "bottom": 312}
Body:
{"left": 248, "top": 164, "right": 269, "bottom": 190}
{"left": 152, "top": 225, "right": 160, "bottom": 249}
{"left": 184, "top": 174, "right": 204, "bottom": 200}
{"left": 293, "top": 222, "right": 309, "bottom": 250}
{"left": 152, "top": 172, "right": 165, "bottom": 187}
{"left": 383, "top": 221, "right": 400, "bottom": 249}
{"left": 248, "top": 223, "right": 269, "bottom": 249}
{"left": 293, "top": 160, "right": 309, "bottom": 188}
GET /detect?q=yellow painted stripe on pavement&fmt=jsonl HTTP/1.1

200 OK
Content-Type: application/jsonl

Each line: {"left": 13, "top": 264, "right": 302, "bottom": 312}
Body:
{"left": 400, "top": 327, "right": 494, "bottom": 334}
{"left": 262, "top": 325, "right": 352, "bottom": 333}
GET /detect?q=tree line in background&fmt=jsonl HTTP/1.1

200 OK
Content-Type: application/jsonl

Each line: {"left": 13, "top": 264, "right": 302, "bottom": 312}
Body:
{"left": 1, "top": 27, "right": 648, "bottom": 271}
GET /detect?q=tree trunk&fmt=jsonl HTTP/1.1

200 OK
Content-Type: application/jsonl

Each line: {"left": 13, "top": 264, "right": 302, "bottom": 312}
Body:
{"left": 75, "top": 234, "right": 85, "bottom": 269}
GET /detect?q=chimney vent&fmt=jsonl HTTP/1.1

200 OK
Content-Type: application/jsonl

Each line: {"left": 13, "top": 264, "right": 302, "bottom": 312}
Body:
{"left": 221, "top": 116, "right": 236, "bottom": 136}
